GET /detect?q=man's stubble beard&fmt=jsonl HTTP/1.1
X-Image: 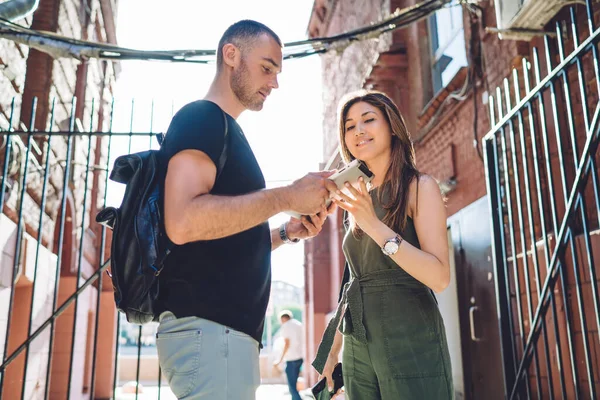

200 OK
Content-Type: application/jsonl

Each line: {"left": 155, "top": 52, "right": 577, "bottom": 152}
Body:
{"left": 231, "top": 59, "right": 264, "bottom": 111}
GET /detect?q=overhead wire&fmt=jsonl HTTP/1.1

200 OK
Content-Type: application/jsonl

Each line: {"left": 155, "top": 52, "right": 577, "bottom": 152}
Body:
{"left": 0, "top": 0, "right": 456, "bottom": 63}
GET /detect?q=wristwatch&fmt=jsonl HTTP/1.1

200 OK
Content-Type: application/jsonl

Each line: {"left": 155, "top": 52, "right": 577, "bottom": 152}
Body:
{"left": 381, "top": 235, "right": 403, "bottom": 256}
{"left": 280, "top": 222, "right": 300, "bottom": 244}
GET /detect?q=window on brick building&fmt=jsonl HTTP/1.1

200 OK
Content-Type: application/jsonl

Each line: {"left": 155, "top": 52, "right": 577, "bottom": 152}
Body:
{"left": 428, "top": 5, "right": 468, "bottom": 94}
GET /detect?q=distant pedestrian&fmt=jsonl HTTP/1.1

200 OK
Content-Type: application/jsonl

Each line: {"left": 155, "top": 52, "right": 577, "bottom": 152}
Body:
{"left": 274, "top": 310, "right": 305, "bottom": 400}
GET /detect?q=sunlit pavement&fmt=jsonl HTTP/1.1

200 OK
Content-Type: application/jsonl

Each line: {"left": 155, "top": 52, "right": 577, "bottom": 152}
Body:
{"left": 114, "top": 383, "right": 316, "bottom": 399}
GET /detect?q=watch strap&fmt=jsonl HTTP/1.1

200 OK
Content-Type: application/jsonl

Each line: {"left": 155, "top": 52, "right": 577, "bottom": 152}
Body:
{"left": 280, "top": 222, "right": 300, "bottom": 244}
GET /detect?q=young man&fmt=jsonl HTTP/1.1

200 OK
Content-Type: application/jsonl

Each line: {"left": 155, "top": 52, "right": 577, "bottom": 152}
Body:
{"left": 274, "top": 310, "right": 305, "bottom": 400}
{"left": 156, "top": 20, "right": 337, "bottom": 400}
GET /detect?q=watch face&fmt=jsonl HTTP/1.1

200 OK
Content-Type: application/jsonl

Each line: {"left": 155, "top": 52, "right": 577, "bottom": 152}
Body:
{"left": 383, "top": 241, "right": 399, "bottom": 255}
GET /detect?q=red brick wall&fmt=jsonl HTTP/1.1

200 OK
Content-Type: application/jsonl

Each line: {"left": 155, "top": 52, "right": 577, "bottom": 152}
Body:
{"left": 315, "top": 0, "right": 394, "bottom": 160}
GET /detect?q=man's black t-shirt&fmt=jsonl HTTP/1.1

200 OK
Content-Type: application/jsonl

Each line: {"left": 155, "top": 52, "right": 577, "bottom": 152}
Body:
{"left": 158, "top": 100, "right": 271, "bottom": 344}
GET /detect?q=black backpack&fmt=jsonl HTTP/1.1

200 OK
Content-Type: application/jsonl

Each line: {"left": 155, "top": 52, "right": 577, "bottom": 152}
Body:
{"left": 96, "top": 111, "right": 229, "bottom": 325}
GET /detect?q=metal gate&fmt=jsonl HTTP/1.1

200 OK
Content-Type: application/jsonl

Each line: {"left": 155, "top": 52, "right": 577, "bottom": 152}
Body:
{"left": 484, "top": 1, "right": 600, "bottom": 399}
{"left": 0, "top": 95, "right": 171, "bottom": 399}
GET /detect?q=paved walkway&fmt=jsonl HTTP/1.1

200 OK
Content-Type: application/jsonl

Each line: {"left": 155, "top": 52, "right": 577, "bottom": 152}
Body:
{"left": 114, "top": 383, "right": 315, "bottom": 399}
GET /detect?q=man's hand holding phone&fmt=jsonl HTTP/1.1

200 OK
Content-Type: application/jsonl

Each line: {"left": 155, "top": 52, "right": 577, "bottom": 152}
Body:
{"left": 280, "top": 171, "right": 338, "bottom": 242}
{"left": 285, "top": 160, "right": 374, "bottom": 219}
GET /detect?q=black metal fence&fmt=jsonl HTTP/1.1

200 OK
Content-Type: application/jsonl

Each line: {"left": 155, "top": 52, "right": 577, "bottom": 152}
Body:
{"left": 0, "top": 96, "right": 171, "bottom": 399}
{"left": 484, "top": 2, "right": 600, "bottom": 399}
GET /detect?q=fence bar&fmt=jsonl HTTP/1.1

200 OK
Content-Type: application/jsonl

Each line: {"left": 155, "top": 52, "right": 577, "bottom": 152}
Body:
{"left": 20, "top": 99, "right": 56, "bottom": 400}
{"left": 66, "top": 100, "right": 96, "bottom": 400}
{"left": 585, "top": 0, "right": 600, "bottom": 99}
{"left": 510, "top": 98, "right": 600, "bottom": 399}
{"left": 0, "top": 98, "right": 16, "bottom": 224}
{"left": 582, "top": 1, "right": 600, "bottom": 295}
{"left": 570, "top": 7, "right": 600, "bottom": 344}
{"left": 541, "top": 32, "right": 586, "bottom": 399}
{"left": 112, "top": 315, "right": 121, "bottom": 398}
{"left": 129, "top": 99, "right": 135, "bottom": 153}
{"left": 0, "top": 97, "right": 37, "bottom": 397}
{"left": 577, "top": 193, "right": 600, "bottom": 345}
{"left": 0, "top": 97, "right": 16, "bottom": 395}
{"left": 496, "top": 88, "right": 517, "bottom": 376}
{"left": 484, "top": 127, "right": 517, "bottom": 397}
{"left": 0, "top": 258, "right": 111, "bottom": 373}
{"left": 505, "top": 76, "right": 557, "bottom": 399}
{"left": 521, "top": 55, "right": 580, "bottom": 399}
{"left": 114, "top": 98, "right": 137, "bottom": 398}
{"left": 516, "top": 64, "right": 569, "bottom": 398}
{"left": 0, "top": 95, "right": 178, "bottom": 398}
{"left": 554, "top": 22, "right": 597, "bottom": 398}
{"left": 555, "top": 21, "right": 581, "bottom": 167}
{"left": 592, "top": 156, "right": 600, "bottom": 227}
{"left": 5, "top": 130, "right": 166, "bottom": 136}
{"left": 44, "top": 97, "right": 77, "bottom": 400}
{"left": 158, "top": 367, "right": 162, "bottom": 400}
{"left": 513, "top": 69, "right": 549, "bottom": 399}
{"left": 108, "top": 98, "right": 121, "bottom": 400}
{"left": 538, "top": 43, "right": 586, "bottom": 399}
{"left": 147, "top": 116, "right": 162, "bottom": 398}
{"left": 136, "top": 327, "right": 142, "bottom": 400}
{"left": 89, "top": 98, "right": 116, "bottom": 399}
{"left": 485, "top": 19, "right": 600, "bottom": 141}
{"left": 532, "top": 48, "right": 561, "bottom": 236}
{"left": 497, "top": 85, "right": 541, "bottom": 398}
{"left": 566, "top": 219, "right": 596, "bottom": 399}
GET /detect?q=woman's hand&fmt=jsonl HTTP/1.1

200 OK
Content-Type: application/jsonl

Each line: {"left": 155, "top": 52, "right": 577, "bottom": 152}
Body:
{"left": 331, "top": 177, "right": 379, "bottom": 233}
{"left": 318, "top": 352, "right": 339, "bottom": 392}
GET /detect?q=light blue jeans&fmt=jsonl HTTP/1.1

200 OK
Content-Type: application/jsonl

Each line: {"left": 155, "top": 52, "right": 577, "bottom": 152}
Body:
{"left": 156, "top": 312, "right": 261, "bottom": 399}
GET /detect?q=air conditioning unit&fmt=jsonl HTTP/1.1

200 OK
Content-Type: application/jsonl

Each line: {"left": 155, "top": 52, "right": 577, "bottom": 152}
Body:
{"left": 495, "top": 0, "right": 580, "bottom": 40}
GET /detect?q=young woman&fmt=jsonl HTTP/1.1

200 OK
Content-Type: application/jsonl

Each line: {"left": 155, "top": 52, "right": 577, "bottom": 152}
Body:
{"left": 312, "top": 90, "right": 453, "bottom": 399}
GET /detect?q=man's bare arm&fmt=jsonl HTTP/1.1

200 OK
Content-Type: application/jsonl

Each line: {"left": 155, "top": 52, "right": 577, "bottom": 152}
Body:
{"left": 165, "top": 149, "right": 334, "bottom": 245}
{"left": 271, "top": 228, "right": 285, "bottom": 251}
{"left": 275, "top": 338, "right": 291, "bottom": 366}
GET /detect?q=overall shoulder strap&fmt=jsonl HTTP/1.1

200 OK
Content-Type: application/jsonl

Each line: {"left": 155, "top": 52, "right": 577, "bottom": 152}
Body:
{"left": 342, "top": 209, "right": 350, "bottom": 231}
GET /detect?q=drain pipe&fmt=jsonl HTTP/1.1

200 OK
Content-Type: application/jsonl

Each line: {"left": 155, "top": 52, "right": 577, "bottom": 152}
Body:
{"left": 0, "top": 0, "right": 40, "bottom": 22}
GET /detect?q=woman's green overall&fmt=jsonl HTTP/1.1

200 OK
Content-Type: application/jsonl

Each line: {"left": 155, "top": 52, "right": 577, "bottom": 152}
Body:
{"left": 313, "top": 185, "right": 454, "bottom": 399}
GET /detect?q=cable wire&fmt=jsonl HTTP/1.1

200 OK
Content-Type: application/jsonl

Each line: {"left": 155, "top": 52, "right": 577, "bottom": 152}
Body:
{"left": 0, "top": 0, "right": 456, "bottom": 63}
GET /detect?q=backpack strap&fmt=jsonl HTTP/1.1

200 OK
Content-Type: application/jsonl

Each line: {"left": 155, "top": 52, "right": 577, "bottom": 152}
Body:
{"left": 216, "top": 110, "right": 229, "bottom": 179}
{"left": 156, "top": 109, "right": 229, "bottom": 175}
{"left": 155, "top": 109, "right": 229, "bottom": 274}
{"left": 156, "top": 132, "right": 166, "bottom": 146}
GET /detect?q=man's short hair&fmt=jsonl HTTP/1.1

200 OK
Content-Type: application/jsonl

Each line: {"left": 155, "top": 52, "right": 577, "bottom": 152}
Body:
{"left": 217, "top": 20, "right": 283, "bottom": 69}
{"left": 279, "top": 309, "right": 293, "bottom": 320}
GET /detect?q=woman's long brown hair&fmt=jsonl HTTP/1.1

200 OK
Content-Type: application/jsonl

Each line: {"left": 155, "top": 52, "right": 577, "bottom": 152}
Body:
{"left": 338, "top": 90, "right": 420, "bottom": 235}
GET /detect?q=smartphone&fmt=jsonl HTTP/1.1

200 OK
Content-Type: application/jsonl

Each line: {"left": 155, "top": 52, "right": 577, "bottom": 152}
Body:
{"left": 286, "top": 160, "right": 374, "bottom": 219}
{"left": 329, "top": 159, "right": 374, "bottom": 199}
{"left": 311, "top": 363, "right": 343, "bottom": 397}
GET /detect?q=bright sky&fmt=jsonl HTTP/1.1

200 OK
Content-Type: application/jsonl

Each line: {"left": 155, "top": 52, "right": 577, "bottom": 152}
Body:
{"left": 106, "top": 0, "right": 324, "bottom": 287}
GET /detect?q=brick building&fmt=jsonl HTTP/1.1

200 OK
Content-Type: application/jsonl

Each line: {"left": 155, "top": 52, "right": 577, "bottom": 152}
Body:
{"left": 305, "top": 0, "right": 600, "bottom": 398}
{"left": 0, "top": 0, "right": 119, "bottom": 399}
